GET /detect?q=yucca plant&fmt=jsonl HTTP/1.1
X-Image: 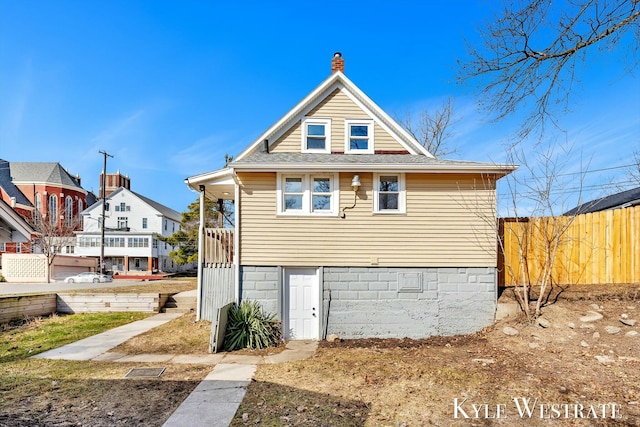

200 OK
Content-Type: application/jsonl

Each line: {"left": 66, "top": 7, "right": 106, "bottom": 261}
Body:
{"left": 224, "top": 300, "right": 282, "bottom": 351}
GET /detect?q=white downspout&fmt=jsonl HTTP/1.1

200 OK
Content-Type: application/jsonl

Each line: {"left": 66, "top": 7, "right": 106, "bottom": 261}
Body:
{"left": 196, "top": 184, "right": 205, "bottom": 321}
{"left": 233, "top": 170, "right": 241, "bottom": 303}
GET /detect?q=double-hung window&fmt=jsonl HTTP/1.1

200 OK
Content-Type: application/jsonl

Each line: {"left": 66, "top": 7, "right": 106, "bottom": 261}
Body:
{"left": 283, "top": 177, "right": 304, "bottom": 211}
{"left": 302, "top": 118, "right": 331, "bottom": 153}
{"left": 345, "top": 119, "right": 374, "bottom": 154}
{"left": 278, "top": 173, "right": 338, "bottom": 216}
{"left": 374, "top": 173, "right": 405, "bottom": 214}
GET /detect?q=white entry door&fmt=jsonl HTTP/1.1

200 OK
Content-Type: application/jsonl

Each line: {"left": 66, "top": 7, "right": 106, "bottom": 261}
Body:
{"left": 285, "top": 268, "right": 320, "bottom": 340}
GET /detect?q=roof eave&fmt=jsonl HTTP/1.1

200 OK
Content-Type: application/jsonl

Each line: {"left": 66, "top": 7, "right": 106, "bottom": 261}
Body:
{"left": 232, "top": 162, "right": 518, "bottom": 175}
{"left": 185, "top": 167, "right": 234, "bottom": 190}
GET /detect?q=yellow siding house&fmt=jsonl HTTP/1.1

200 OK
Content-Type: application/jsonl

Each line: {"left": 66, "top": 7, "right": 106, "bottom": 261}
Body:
{"left": 186, "top": 53, "right": 516, "bottom": 340}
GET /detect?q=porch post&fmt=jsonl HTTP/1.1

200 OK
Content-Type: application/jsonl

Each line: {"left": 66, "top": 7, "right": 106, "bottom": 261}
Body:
{"left": 196, "top": 185, "right": 205, "bottom": 321}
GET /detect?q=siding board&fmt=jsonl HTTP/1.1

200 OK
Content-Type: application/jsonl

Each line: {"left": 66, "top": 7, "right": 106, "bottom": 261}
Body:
{"left": 269, "top": 89, "right": 408, "bottom": 153}
{"left": 238, "top": 172, "right": 497, "bottom": 267}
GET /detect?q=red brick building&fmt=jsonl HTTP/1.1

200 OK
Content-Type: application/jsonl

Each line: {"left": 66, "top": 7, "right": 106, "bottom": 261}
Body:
{"left": 0, "top": 159, "right": 96, "bottom": 255}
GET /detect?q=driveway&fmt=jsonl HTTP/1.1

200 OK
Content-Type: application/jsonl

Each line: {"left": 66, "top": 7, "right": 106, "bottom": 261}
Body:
{"left": 0, "top": 280, "right": 156, "bottom": 296}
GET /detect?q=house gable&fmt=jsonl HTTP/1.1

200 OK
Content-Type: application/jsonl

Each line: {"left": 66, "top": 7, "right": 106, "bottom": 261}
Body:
{"left": 237, "top": 71, "right": 432, "bottom": 160}
{"left": 81, "top": 187, "right": 181, "bottom": 233}
{"left": 269, "top": 88, "right": 410, "bottom": 155}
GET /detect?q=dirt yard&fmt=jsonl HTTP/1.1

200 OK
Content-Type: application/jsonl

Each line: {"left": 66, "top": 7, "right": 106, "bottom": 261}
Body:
{"left": 234, "top": 287, "right": 640, "bottom": 426}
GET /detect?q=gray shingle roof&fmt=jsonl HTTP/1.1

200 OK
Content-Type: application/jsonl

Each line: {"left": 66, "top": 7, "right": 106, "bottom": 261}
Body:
{"left": 231, "top": 152, "right": 508, "bottom": 169}
{"left": 0, "top": 159, "right": 32, "bottom": 206}
{"left": 8, "top": 161, "right": 84, "bottom": 189}
{"left": 564, "top": 186, "right": 640, "bottom": 215}
{"left": 132, "top": 191, "right": 181, "bottom": 221}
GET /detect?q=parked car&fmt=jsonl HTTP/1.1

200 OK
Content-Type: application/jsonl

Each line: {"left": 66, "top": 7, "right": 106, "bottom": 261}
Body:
{"left": 64, "top": 272, "right": 113, "bottom": 283}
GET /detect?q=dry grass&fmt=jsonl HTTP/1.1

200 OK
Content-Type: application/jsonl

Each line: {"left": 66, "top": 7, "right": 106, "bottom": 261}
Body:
{"left": 80, "top": 277, "right": 196, "bottom": 294}
{"left": 0, "top": 310, "right": 210, "bottom": 426}
{"left": 0, "top": 359, "right": 209, "bottom": 426}
{"left": 113, "top": 312, "right": 212, "bottom": 355}
{"left": 0, "top": 312, "right": 152, "bottom": 363}
{"left": 232, "top": 297, "right": 640, "bottom": 426}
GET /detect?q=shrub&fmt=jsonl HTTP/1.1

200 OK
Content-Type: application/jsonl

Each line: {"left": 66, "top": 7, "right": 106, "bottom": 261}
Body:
{"left": 224, "top": 300, "right": 281, "bottom": 351}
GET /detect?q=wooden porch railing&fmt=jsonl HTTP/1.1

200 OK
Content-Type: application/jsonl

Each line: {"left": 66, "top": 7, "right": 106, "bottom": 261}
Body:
{"left": 203, "top": 228, "right": 234, "bottom": 267}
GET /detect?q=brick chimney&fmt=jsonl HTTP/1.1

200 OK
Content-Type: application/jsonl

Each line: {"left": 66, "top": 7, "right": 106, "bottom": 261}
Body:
{"left": 331, "top": 52, "right": 344, "bottom": 74}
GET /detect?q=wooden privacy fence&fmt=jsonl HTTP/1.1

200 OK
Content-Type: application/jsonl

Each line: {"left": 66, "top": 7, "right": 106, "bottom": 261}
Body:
{"left": 499, "top": 205, "right": 640, "bottom": 286}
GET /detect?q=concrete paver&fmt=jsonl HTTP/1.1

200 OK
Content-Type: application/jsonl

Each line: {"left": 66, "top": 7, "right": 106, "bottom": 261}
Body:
{"left": 171, "top": 354, "right": 225, "bottom": 364}
{"left": 115, "top": 353, "right": 175, "bottom": 363}
{"left": 162, "top": 364, "right": 257, "bottom": 427}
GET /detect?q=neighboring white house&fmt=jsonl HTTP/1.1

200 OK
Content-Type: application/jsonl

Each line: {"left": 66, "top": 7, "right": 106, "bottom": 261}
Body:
{"left": 75, "top": 187, "right": 186, "bottom": 274}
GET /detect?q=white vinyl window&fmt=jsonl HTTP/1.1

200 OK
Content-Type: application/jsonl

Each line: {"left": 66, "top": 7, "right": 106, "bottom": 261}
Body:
{"left": 311, "top": 177, "right": 332, "bottom": 212}
{"left": 373, "top": 173, "right": 405, "bottom": 214}
{"left": 277, "top": 173, "right": 339, "bottom": 216}
{"left": 302, "top": 118, "right": 331, "bottom": 153}
{"left": 345, "top": 119, "right": 374, "bottom": 154}
{"left": 283, "top": 177, "right": 304, "bottom": 211}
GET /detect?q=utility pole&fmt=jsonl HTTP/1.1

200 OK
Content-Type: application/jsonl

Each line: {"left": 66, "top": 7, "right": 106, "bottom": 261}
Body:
{"left": 99, "top": 150, "right": 113, "bottom": 274}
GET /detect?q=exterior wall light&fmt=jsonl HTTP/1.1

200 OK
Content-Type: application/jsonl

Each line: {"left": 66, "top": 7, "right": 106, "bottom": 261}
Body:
{"left": 342, "top": 174, "right": 361, "bottom": 219}
{"left": 351, "top": 174, "right": 361, "bottom": 191}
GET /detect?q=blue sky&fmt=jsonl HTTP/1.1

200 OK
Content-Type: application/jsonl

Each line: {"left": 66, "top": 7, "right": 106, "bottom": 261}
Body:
{"left": 1, "top": 0, "right": 638, "bottom": 214}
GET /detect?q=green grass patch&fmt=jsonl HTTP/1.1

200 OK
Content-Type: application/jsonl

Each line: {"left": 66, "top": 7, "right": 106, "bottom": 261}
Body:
{"left": 0, "top": 312, "right": 151, "bottom": 363}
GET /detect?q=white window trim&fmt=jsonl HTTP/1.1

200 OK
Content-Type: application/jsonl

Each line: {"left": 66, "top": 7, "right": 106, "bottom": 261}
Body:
{"left": 276, "top": 172, "right": 339, "bottom": 216}
{"left": 345, "top": 119, "right": 374, "bottom": 154}
{"left": 301, "top": 117, "right": 331, "bottom": 153}
{"left": 373, "top": 173, "right": 406, "bottom": 214}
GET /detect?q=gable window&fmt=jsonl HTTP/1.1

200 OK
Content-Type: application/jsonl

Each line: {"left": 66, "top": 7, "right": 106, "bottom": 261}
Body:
{"left": 373, "top": 173, "right": 405, "bottom": 214}
{"left": 115, "top": 203, "right": 130, "bottom": 212}
{"left": 302, "top": 118, "right": 331, "bottom": 153}
{"left": 142, "top": 218, "right": 148, "bottom": 229}
{"left": 345, "top": 119, "right": 374, "bottom": 154}
{"left": 277, "top": 173, "right": 339, "bottom": 216}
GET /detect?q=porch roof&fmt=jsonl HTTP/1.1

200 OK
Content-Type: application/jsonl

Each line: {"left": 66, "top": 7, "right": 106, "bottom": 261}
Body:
{"left": 184, "top": 168, "right": 236, "bottom": 201}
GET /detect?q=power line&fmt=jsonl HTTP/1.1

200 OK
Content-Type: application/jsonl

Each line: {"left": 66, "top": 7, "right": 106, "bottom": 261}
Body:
{"left": 497, "top": 179, "right": 638, "bottom": 198}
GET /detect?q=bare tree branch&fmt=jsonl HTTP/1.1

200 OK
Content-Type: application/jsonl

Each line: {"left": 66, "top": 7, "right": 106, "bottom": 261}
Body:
{"left": 396, "top": 97, "right": 458, "bottom": 158}
{"left": 31, "top": 210, "right": 80, "bottom": 283}
{"left": 459, "top": 0, "right": 640, "bottom": 138}
{"left": 631, "top": 150, "right": 640, "bottom": 185}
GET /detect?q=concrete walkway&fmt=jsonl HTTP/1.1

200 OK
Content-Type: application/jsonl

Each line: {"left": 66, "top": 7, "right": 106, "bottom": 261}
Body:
{"left": 32, "top": 312, "right": 184, "bottom": 360}
{"left": 162, "top": 363, "right": 257, "bottom": 427}
{"left": 31, "top": 312, "right": 319, "bottom": 427}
